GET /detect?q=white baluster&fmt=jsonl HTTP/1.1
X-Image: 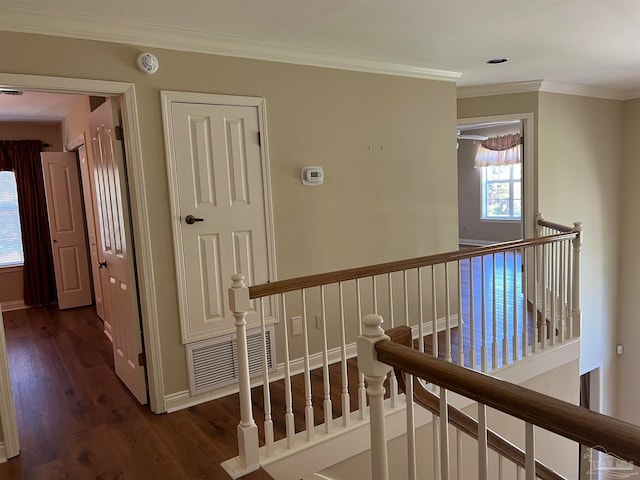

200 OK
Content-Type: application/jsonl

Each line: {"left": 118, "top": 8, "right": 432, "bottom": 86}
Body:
{"left": 481, "top": 255, "right": 488, "bottom": 373}
{"left": 228, "top": 275, "right": 259, "bottom": 472}
{"left": 525, "top": 423, "right": 535, "bottom": 480}
{"left": 492, "top": 254, "right": 498, "bottom": 369}
{"left": 418, "top": 268, "right": 425, "bottom": 354}
{"left": 373, "top": 275, "right": 378, "bottom": 314}
{"left": 470, "top": 257, "right": 477, "bottom": 370}
{"left": 434, "top": 408, "right": 441, "bottom": 480}
{"left": 550, "top": 242, "right": 557, "bottom": 347}
{"left": 478, "top": 403, "right": 488, "bottom": 480}
{"left": 532, "top": 245, "right": 539, "bottom": 354}
{"left": 499, "top": 454, "right": 504, "bottom": 479}
{"left": 387, "top": 274, "right": 399, "bottom": 408}
{"left": 339, "top": 282, "right": 350, "bottom": 427}
{"left": 259, "top": 298, "right": 274, "bottom": 455}
{"left": 567, "top": 241, "right": 574, "bottom": 340}
{"left": 513, "top": 249, "right": 519, "bottom": 363}
{"left": 503, "top": 252, "right": 509, "bottom": 366}
{"left": 281, "top": 293, "right": 295, "bottom": 449}
{"left": 572, "top": 222, "right": 582, "bottom": 338}
{"left": 522, "top": 248, "right": 529, "bottom": 358}
{"left": 445, "top": 263, "right": 453, "bottom": 363}
{"left": 404, "top": 270, "right": 409, "bottom": 327}
{"left": 559, "top": 241, "right": 566, "bottom": 343}
{"left": 432, "top": 266, "right": 439, "bottom": 359}
{"left": 356, "top": 279, "right": 367, "bottom": 420}
{"left": 406, "top": 373, "right": 417, "bottom": 480}
{"left": 440, "top": 388, "right": 450, "bottom": 480}
{"left": 541, "top": 244, "right": 548, "bottom": 350}
{"left": 357, "top": 314, "right": 392, "bottom": 480}
{"left": 320, "top": 286, "right": 332, "bottom": 434}
{"left": 301, "top": 289, "right": 314, "bottom": 441}
{"left": 456, "top": 428, "right": 463, "bottom": 480}
{"left": 457, "top": 261, "right": 465, "bottom": 366}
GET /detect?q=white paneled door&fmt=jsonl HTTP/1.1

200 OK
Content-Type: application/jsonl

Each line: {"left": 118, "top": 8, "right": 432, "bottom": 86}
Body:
{"left": 164, "top": 95, "right": 275, "bottom": 343}
{"left": 89, "top": 99, "right": 148, "bottom": 404}
{"left": 41, "top": 152, "right": 93, "bottom": 310}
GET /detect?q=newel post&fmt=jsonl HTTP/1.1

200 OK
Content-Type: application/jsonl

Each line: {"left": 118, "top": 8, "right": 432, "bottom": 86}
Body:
{"left": 571, "top": 222, "right": 583, "bottom": 338}
{"left": 229, "top": 274, "right": 260, "bottom": 473}
{"left": 357, "top": 314, "right": 392, "bottom": 480}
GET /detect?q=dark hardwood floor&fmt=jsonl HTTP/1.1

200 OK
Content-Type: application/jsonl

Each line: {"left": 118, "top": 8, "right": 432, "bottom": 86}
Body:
{"left": 0, "top": 305, "right": 274, "bottom": 480}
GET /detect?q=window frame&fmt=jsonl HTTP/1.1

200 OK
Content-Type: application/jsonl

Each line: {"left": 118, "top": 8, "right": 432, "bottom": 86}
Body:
{"left": 0, "top": 171, "right": 24, "bottom": 268}
{"left": 480, "top": 163, "right": 522, "bottom": 222}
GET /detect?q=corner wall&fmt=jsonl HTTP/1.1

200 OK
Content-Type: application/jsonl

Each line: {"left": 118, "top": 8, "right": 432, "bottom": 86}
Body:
{"left": 616, "top": 97, "right": 640, "bottom": 425}
{"left": 538, "top": 92, "right": 623, "bottom": 415}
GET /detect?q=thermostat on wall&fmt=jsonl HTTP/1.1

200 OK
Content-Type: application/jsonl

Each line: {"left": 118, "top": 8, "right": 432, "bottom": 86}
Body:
{"left": 301, "top": 166, "right": 324, "bottom": 185}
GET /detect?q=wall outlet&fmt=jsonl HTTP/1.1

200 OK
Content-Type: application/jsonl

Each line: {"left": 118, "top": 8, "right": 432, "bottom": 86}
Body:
{"left": 616, "top": 344, "right": 624, "bottom": 355}
{"left": 291, "top": 316, "right": 302, "bottom": 336}
{"left": 316, "top": 315, "right": 323, "bottom": 330}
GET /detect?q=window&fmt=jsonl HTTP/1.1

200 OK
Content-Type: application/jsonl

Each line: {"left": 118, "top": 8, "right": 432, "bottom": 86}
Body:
{"left": 0, "top": 171, "right": 24, "bottom": 266}
{"left": 481, "top": 163, "right": 521, "bottom": 220}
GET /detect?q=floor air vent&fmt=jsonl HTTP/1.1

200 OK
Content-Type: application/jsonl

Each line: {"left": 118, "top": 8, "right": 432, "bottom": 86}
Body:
{"left": 186, "top": 325, "right": 276, "bottom": 396}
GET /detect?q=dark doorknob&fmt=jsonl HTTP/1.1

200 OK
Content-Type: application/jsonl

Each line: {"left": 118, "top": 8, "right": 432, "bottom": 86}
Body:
{"left": 97, "top": 261, "right": 107, "bottom": 269}
{"left": 185, "top": 215, "right": 204, "bottom": 225}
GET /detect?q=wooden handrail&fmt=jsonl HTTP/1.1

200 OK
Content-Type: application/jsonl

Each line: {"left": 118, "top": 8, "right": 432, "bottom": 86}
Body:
{"left": 374, "top": 339, "right": 640, "bottom": 466}
{"left": 537, "top": 218, "right": 575, "bottom": 234}
{"left": 249, "top": 232, "right": 578, "bottom": 299}
{"left": 387, "top": 326, "right": 563, "bottom": 480}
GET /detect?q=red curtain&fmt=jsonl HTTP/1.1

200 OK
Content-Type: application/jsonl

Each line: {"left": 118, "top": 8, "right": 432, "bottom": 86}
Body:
{"left": 0, "top": 140, "right": 57, "bottom": 306}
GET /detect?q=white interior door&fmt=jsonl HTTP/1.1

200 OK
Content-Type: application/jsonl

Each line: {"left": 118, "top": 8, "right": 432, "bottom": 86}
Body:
{"left": 89, "top": 99, "right": 148, "bottom": 404}
{"left": 78, "top": 143, "right": 105, "bottom": 320}
{"left": 41, "top": 152, "right": 93, "bottom": 310}
{"left": 164, "top": 95, "right": 276, "bottom": 343}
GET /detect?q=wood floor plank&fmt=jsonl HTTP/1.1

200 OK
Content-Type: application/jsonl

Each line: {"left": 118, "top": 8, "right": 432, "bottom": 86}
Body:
{"left": 0, "top": 305, "right": 274, "bottom": 480}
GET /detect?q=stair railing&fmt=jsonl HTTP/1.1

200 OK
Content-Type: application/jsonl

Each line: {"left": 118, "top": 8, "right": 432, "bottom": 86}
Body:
{"left": 359, "top": 314, "right": 640, "bottom": 480}
{"left": 225, "top": 215, "right": 582, "bottom": 476}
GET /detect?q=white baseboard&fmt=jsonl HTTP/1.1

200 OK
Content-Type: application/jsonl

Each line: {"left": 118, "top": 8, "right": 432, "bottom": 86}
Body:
{"left": 165, "top": 315, "right": 459, "bottom": 413}
{"left": 0, "top": 300, "right": 27, "bottom": 312}
{"left": 459, "top": 238, "right": 502, "bottom": 247}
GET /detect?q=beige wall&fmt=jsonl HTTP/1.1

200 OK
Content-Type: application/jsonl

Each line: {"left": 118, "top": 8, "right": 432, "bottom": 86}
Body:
{"left": 458, "top": 123, "right": 523, "bottom": 243}
{"left": 0, "top": 31, "right": 459, "bottom": 397}
{"left": 616, "top": 98, "right": 640, "bottom": 425}
{"left": 538, "top": 92, "right": 623, "bottom": 415}
{"left": 0, "top": 121, "right": 63, "bottom": 307}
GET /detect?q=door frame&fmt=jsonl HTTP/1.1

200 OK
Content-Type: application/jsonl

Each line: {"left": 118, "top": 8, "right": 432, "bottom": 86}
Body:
{"left": 160, "top": 91, "right": 278, "bottom": 342}
{"left": 0, "top": 74, "right": 165, "bottom": 428}
{"left": 457, "top": 112, "right": 536, "bottom": 239}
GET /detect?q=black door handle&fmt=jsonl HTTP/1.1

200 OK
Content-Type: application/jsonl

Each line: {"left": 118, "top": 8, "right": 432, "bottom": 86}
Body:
{"left": 185, "top": 215, "right": 204, "bottom": 225}
{"left": 97, "top": 261, "right": 107, "bottom": 269}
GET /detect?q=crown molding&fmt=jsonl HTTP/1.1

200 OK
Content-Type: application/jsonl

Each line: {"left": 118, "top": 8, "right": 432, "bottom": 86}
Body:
{"left": 456, "top": 81, "right": 544, "bottom": 99}
{"left": 539, "top": 81, "right": 632, "bottom": 101}
{"left": 0, "top": 6, "right": 461, "bottom": 83}
{"left": 457, "top": 79, "right": 639, "bottom": 101}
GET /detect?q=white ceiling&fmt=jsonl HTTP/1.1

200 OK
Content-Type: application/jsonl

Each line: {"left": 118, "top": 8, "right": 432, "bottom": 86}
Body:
{"left": 0, "top": 0, "right": 639, "bottom": 100}
{"left": 0, "top": 91, "right": 84, "bottom": 122}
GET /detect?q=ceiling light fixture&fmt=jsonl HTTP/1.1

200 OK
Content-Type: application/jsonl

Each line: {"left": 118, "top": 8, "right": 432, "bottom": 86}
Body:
{"left": 486, "top": 58, "right": 509, "bottom": 64}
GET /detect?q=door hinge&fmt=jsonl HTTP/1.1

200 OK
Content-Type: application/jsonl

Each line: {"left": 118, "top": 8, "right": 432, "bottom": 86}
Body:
{"left": 257, "top": 131, "right": 261, "bottom": 146}
{"left": 138, "top": 352, "right": 146, "bottom": 367}
{"left": 115, "top": 125, "right": 124, "bottom": 141}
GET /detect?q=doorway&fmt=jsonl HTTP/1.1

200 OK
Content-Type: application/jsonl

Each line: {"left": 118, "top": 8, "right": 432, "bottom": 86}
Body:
{"left": 0, "top": 74, "right": 164, "bottom": 459}
{"left": 457, "top": 113, "right": 535, "bottom": 246}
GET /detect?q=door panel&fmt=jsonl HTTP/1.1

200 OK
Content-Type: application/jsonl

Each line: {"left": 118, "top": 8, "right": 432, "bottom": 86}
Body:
{"left": 89, "top": 99, "right": 147, "bottom": 404}
{"left": 167, "top": 100, "right": 275, "bottom": 343}
{"left": 78, "top": 143, "right": 105, "bottom": 320}
{"left": 41, "top": 152, "right": 93, "bottom": 309}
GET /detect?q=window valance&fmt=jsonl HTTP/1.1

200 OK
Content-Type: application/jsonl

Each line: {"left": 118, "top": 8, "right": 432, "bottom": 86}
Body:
{"left": 474, "top": 133, "right": 522, "bottom": 168}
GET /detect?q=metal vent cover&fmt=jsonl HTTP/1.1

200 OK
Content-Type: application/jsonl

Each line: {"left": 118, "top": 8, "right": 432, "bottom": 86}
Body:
{"left": 186, "top": 325, "right": 276, "bottom": 396}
